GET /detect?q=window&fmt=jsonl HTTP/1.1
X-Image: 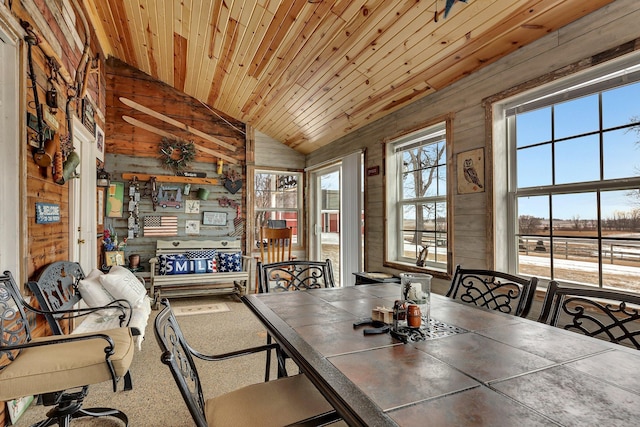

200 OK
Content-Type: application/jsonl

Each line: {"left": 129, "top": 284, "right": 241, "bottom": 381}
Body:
{"left": 504, "top": 57, "right": 640, "bottom": 292}
{"left": 254, "top": 170, "right": 302, "bottom": 246}
{"left": 386, "top": 121, "right": 449, "bottom": 271}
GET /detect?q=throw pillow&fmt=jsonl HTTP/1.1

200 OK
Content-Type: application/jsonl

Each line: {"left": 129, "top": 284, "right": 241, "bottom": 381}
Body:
{"left": 77, "top": 275, "right": 115, "bottom": 307}
{"left": 186, "top": 250, "right": 216, "bottom": 259}
{"left": 158, "top": 254, "right": 191, "bottom": 275}
{"left": 99, "top": 265, "right": 147, "bottom": 308}
{"left": 186, "top": 250, "right": 217, "bottom": 273}
{"left": 218, "top": 251, "right": 242, "bottom": 272}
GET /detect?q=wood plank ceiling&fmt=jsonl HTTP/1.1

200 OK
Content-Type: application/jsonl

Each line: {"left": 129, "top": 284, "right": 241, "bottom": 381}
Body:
{"left": 84, "top": 0, "right": 614, "bottom": 154}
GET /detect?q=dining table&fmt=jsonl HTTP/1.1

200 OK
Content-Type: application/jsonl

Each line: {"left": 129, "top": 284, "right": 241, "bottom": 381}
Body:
{"left": 242, "top": 283, "right": 640, "bottom": 426}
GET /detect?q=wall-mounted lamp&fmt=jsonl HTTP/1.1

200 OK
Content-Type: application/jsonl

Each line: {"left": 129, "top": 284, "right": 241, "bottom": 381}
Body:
{"left": 96, "top": 168, "right": 111, "bottom": 187}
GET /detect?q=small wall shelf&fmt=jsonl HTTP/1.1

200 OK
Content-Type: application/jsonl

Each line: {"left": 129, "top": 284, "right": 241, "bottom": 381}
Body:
{"left": 121, "top": 173, "right": 218, "bottom": 185}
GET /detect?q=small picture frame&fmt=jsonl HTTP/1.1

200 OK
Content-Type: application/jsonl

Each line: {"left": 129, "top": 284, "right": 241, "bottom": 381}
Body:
{"left": 457, "top": 147, "right": 485, "bottom": 194}
{"left": 105, "top": 251, "right": 125, "bottom": 267}
{"left": 95, "top": 124, "right": 105, "bottom": 162}
{"left": 185, "top": 220, "right": 200, "bottom": 235}
{"left": 202, "top": 211, "right": 227, "bottom": 226}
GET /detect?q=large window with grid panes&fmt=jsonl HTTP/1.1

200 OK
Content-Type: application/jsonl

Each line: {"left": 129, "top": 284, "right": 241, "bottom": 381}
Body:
{"left": 386, "top": 121, "right": 449, "bottom": 271}
{"left": 502, "top": 57, "right": 640, "bottom": 292}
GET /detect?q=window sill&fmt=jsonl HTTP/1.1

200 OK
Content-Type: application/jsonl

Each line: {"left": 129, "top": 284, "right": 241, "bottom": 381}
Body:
{"left": 383, "top": 261, "right": 450, "bottom": 281}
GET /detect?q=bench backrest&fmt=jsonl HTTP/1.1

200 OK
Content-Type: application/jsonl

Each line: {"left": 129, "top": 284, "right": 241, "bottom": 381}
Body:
{"left": 27, "top": 261, "right": 85, "bottom": 335}
{"left": 155, "top": 239, "right": 241, "bottom": 256}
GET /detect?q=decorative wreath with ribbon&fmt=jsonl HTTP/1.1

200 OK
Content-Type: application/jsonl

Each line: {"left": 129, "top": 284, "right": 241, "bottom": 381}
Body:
{"left": 159, "top": 138, "right": 196, "bottom": 171}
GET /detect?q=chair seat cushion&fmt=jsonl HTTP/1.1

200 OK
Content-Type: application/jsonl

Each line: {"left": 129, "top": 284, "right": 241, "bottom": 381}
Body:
{"left": 0, "top": 327, "right": 134, "bottom": 401}
{"left": 205, "top": 374, "right": 334, "bottom": 427}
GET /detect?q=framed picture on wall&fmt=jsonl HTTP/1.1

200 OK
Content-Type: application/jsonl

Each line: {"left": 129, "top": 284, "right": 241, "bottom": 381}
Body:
{"left": 95, "top": 124, "right": 105, "bottom": 162}
{"left": 106, "top": 182, "right": 125, "bottom": 217}
{"left": 202, "top": 211, "right": 227, "bottom": 226}
{"left": 457, "top": 148, "right": 485, "bottom": 194}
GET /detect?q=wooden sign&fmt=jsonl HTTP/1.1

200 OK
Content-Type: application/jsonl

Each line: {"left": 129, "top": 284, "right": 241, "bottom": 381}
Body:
{"left": 35, "top": 203, "right": 61, "bottom": 223}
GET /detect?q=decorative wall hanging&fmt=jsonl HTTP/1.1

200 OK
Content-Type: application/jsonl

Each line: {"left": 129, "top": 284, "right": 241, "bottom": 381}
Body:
{"left": 127, "top": 178, "right": 141, "bottom": 238}
{"left": 223, "top": 168, "right": 242, "bottom": 194}
{"left": 203, "top": 211, "right": 228, "bottom": 226}
{"left": 159, "top": 137, "right": 195, "bottom": 171}
{"left": 35, "top": 203, "right": 60, "bottom": 224}
{"left": 106, "top": 182, "right": 125, "bottom": 217}
{"left": 185, "top": 220, "right": 200, "bottom": 235}
{"left": 95, "top": 123, "right": 105, "bottom": 162}
{"left": 457, "top": 148, "right": 485, "bottom": 194}
{"left": 218, "top": 196, "right": 241, "bottom": 218}
{"left": 82, "top": 97, "right": 96, "bottom": 134}
{"left": 143, "top": 216, "right": 178, "bottom": 236}
{"left": 157, "top": 185, "right": 183, "bottom": 208}
{"left": 185, "top": 200, "right": 200, "bottom": 214}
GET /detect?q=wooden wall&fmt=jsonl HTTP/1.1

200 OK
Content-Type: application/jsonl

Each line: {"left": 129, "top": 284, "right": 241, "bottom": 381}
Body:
{"left": 105, "top": 58, "right": 247, "bottom": 268}
{"left": 2, "top": 0, "right": 105, "bottom": 424}
{"left": 305, "top": 0, "right": 640, "bottom": 290}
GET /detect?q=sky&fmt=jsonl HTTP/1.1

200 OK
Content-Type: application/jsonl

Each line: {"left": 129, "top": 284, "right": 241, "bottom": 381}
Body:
{"left": 515, "top": 79, "right": 640, "bottom": 220}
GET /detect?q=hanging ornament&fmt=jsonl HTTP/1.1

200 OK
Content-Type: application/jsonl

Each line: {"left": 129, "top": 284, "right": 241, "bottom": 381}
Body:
{"left": 444, "top": 0, "right": 468, "bottom": 19}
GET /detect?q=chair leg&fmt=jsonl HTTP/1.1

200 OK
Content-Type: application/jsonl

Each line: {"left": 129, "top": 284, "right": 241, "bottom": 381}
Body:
{"left": 74, "top": 407, "right": 129, "bottom": 425}
{"left": 265, "top": 335, "right": 273, "bottom": 382}
{"left": 34, "top": 388, "right": 128, "bottom": 427}
{"left": 123, "top": 370, "right": 133, "bottom": 391}
{"left": 275, "top": 348, "right": 288, "bottom": 378}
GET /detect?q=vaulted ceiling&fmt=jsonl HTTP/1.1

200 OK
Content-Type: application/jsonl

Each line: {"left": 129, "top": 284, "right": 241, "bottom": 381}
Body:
{"left": 85, "top": 0, "right": 614, "bottom": 154}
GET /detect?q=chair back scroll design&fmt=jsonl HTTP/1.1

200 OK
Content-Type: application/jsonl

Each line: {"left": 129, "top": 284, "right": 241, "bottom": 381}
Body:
{"left": 154, "top": 300, "right": 208, "bottom": 427}
{"left": 1, "top": 270, "right": 133, "bottom": 426}
{"left": 447, "top": 265, "right": 538, "bottom": 318}
{"left": 27, "top": 261, "right": 85, "bottom": 334}
{"left": 538, "top": 281, "right": 640, "bottom": 349}
{"left": 1, "top": 271, "right": 30, "bottom": 365}
{"left": 258, "top": 259, "right": 335, "bottom": 293}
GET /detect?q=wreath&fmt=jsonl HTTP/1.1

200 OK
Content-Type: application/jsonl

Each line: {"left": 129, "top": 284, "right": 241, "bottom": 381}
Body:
{"left": 159, "top": 138, "right": 196, "bottom": 171}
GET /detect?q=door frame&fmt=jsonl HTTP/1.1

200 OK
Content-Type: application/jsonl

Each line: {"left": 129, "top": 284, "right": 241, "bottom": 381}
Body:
{"left": 69, "top": 116, "right": 97, "bottom": 272}
{"left": 307, "top": 151, "right": 363, "bottom": 286}
{"left": 0, "top": 7, "right": 25, "bottom": 285}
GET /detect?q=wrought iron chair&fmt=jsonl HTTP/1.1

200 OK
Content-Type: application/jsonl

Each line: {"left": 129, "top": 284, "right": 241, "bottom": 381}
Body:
{"left": 0, "top": 270, "right": 134, "bottom": 427}
{"left": 154, "top": 299, "right": 341, "bottom": 427}
{"left": 447, "top": 265, "right": 539, "bottom": 318}
{"left": 257, "top": 259, "right": 336, "bottom": 381}
{"left": 27, "top": 261, "right": 136, "bottom": 390}
{"left": 537, "top": 281, "right": 640, "bottom": 349}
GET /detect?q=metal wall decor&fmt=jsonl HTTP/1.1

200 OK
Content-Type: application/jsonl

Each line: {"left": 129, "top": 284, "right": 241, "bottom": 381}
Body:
{"left": 127, "top": 178, "right": 141, "bottom": 238}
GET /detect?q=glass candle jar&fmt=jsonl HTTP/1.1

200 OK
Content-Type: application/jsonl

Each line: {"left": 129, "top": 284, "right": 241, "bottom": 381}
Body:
{"left": 400, "top": 273, "right": 432, "bottom": 328}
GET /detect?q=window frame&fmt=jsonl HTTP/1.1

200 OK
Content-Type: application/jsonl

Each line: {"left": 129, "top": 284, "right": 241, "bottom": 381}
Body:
{"left": 497, "top": 52, "right": 640, "bottom": 290}
{"left": 384, "top": 117, "right": 453, "bottom": 276}
{"left": 252, "top": 168, "right": 303, "bottom": 250}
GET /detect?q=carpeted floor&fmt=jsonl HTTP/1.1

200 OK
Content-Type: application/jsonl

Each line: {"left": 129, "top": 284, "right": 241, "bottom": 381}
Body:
{"left": 15, "top": 295, "right": 282, "bottom": 426}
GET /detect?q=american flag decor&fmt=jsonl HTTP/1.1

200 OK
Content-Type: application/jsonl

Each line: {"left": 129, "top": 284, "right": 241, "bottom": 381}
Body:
{"left": 144, "top": 216, "right": 178, "bottom": 237}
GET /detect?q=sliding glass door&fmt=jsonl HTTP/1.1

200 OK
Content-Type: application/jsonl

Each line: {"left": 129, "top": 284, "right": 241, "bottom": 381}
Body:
{"left": 309, "top": 152, "right": 363, "bottom": 286}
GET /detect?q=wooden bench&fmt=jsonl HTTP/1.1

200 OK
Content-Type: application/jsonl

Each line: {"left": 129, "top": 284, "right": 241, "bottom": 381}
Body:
{"left": 27, "top": 261, "right": 153, "bottom": 390}
{"left": 149, "top": 239, "right": 251, "bottom": 309}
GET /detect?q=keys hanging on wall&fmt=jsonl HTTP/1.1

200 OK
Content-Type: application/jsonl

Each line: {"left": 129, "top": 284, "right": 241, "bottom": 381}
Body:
{"left": 127, "top": 177, "right": 141, "bottom": 238}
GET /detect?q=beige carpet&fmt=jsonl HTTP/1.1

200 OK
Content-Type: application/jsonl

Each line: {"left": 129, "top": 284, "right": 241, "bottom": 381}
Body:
{"left": 15, "top": 295, "right": 284, "bottom": 427}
